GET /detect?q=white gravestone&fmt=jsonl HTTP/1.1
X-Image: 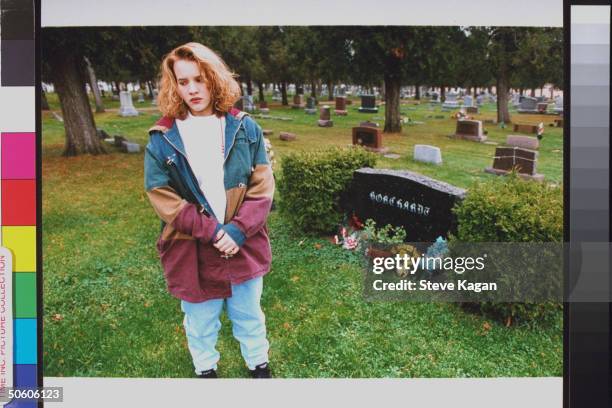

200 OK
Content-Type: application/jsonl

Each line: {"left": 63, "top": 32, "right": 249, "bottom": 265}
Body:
{"left": 414, "top": 144, "right": 443, "bottom": 165}
{"left": 119, "top": 91, "right": 139, "bottom": 116}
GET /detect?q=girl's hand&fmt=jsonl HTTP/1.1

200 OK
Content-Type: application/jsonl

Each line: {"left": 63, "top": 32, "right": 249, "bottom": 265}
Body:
{"left": 213, "top": 229, "right": 240, "bottom": 256}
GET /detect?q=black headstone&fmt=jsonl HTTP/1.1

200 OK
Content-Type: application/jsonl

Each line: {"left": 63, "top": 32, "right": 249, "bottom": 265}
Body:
{"left": 342, "top": 168, "right": 466, "bottom": 242}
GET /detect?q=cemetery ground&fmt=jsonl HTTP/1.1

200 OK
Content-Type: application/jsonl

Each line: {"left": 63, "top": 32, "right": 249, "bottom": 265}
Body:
{"left": 43, "top": 94, "right": 563, "bottom": 378}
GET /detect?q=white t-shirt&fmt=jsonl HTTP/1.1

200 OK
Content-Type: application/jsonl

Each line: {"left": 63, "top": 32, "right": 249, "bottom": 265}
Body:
{"left": 176, "top": 112, "right": 227, "bottom": 222}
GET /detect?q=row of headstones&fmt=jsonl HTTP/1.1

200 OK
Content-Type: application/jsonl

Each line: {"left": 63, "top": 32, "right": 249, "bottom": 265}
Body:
{"left": 514, "top": 95, "right": 563, "bottom": 114}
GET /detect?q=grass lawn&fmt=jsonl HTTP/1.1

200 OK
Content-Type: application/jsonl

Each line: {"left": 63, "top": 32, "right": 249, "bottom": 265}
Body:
{"left": 42, "top": 94, "right": 563, "bottom": 378}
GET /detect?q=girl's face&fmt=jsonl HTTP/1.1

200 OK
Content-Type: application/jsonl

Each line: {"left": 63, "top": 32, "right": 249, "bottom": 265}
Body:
{"left": 173, "top": 59, "right": 213, "bottom": 116}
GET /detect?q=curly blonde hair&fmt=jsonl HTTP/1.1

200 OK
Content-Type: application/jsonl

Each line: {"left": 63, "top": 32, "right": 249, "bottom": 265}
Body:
{"left": 158, "top": 42, "right": 241, "bottom": 119}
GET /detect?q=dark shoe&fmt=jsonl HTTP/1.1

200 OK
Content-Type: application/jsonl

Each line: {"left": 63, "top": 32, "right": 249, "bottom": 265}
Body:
{"left": 250, "top": 362, "right": 272, "bottom": 378}
{"left": 197, "top": 369, "right": 218, "bottom": 378}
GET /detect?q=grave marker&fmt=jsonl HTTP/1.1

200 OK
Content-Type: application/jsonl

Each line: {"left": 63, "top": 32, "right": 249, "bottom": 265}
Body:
{"left": 358, "top": 95, "right": 378, "bottom": 113}
{"left": 506, "top": 135, "right": 539, "bottom": 150}
{"left": 279, "top": 132, "right": 297, "bottom": 141}
{"left": 453, "top": 119, "right": 486, "bottom": 142}
{"left": 352, "top": 126, "right": 388, "bottom": 153}
{"left": 119, "top": 91, "right": 139, "bottom": 117}
{"left": 485, "top": 147, "right": 544, "bottom": 181}
{"left": 334, "top": 96, "right": 348, "bottom": 116}
{"left": 517, "top": 96, "right": 538, "bottom": 113}
{"left": 343, "top": 168, "right": 466, "bottom": 242}
{"left": 318, "top": 106, "right": 333, "bottom": 127}
{"left": 413, "top": 145, "right": 442, "bottom": 165}
{"left": 292, "top": 94, "right": 305, "bottom": 109}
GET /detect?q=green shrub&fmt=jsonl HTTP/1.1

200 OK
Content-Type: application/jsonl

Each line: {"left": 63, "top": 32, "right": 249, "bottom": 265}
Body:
{"left": 452, "top": 173, "right": 563, "bottom": 325}
{"left": 278, "top": 146, "right": 377, "bottom": 234}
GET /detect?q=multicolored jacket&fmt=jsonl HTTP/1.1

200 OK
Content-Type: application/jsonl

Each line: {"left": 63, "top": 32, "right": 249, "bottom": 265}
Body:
{"left": 144, "top": 109, "right": 274, "bottom": 302}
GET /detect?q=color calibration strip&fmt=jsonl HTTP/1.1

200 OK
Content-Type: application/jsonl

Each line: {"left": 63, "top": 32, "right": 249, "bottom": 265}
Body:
{"left": 0, "top": 0, "right": 38, "bottom": 407}
{"left": 567, "top": 4, "right": 611, "bottom": 408}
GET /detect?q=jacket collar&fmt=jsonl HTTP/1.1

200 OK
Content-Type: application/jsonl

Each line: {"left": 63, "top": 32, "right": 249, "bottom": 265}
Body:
{"left": 154, "top": 111, "right": 245, "bottom": 160}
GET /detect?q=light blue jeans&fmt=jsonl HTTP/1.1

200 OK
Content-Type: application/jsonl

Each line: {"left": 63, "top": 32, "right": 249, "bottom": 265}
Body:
{"left": 180, "top": 276, "right": 269, "bottom": 373}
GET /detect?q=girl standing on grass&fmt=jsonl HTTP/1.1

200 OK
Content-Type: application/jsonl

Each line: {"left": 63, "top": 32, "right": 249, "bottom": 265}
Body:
{"left": 144, "top": 42, "right": 274, "bottom": 378}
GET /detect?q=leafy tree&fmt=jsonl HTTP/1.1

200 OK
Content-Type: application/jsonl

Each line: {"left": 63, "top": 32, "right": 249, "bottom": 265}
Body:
{"left": 350, "top": 26, "right": 418, "bottom": 133}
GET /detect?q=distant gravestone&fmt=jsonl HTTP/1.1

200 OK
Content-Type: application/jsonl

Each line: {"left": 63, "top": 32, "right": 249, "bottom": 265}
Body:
{"left": 342, "top": 168, "right": 466, "bottom": 242}
{"left": 305, "top": 97, "right": 317, "bottom": 114}
{"left": 96, "top": 128, "right": 110, "bottom": 140}
{"left": 553, "top": 96, "right": 563, "bottom": 114}
{"left": 318, "top": 105, "right": 333, "bottom": 127}
{"left": 272, "top": 89, "right": 281, "bottom": 101}
{"left": 292, "top": 94, "right": 305, "bottom": 109}
{"left": 262, "top": 129, "right": 273, "bottom": 136}
{"left": 119, "top": 91, "right": 139, "bottom": 117}
{"left": 137, "top": 92, "right": 145, "bottom": 103}
{"left": 358, "top": 95, "right": 378, "bottom": 113}
{"left": 122, "top": 141, "right": 141, "bottom": 153}
{"left": 113, "top": 135, "right": 127, "bottom": 147}
{"left": 360, "top": 121, "right": 379, "bottom": 128}
{"left": 259, "top": 100, "right": 270, "bottom": 114}
{"left": 507, "top": 135, "right": 539, "bottom": 150}
{"left": 335, "top": 96, "right": 348, "bottom": 116}
{"left": 413, "top": 145, "right": 442, "bottom": 165}
{"left": 453, "top": 119, "right": 486, "bottom": 142}
{"left": 279, "top": 132, "right": 297, "bottom": 141}
{"left": 352, "top": 126, "right": 388, "bottom": 153}
{"left": 513, "top": 123, "right": 539, "bottom": 134}
{"left": 442, "top": 92, "right": 460, "bottom": 111}
{"left": 517, "top": 96, "right": 538, "bottom": 113}
{"left": 485, "top": 147, "right": 544, "bottom": 181}
{"left": 466, "top": 106, "right": 479, "bottom": 114}
{"left": 430, "top": 92, "right": 440, "bottom": 104}
{"left": 151, "top": 89, "right": 158, "bottom": 106}
{"left": 537, "top": 102, "right": 548, "bottom": 113}
{"left": 476, "top": 94, "right": 484, "bottom": 106}
{"left": 463, "top": 95, "right": 474, "bottom": 107}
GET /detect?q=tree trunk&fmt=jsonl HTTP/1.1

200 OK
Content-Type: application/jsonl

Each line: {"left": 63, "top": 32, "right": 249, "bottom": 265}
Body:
{"left": 310, "top": 80, "right": 317, "bottom": 99}
{"left": 383, "top": 73, "right": 401, "bottom": 133}
{"left": 550, "top": 86, "right": 554, "bottom": 99}
{"left": 327, "top": 80, "right": 334, "bottom": 101}
{"left": 41, "top": 87, "right": 50, "bottom": 110}
{"left": 281, "top": 82, "right": 288, "bottom": 106}
{"left": 246, "top": 79, "right": 253, "bottom": 96}
{"left": 440, "top": 85, "right": 446, "bottom": 102}
{"left": 415, "top": 83, "right": 421, "bottom": 100}
{"left": 51, "top": 52, "right": 105, "bottom": 156}
{"left": 84, "top": 56, "right": 105, "bottom": 113}
{"left": 496, "top": 68, "right": 511, "bottom": 124}
{"left": 257, "top": 82, "right": 265, "bottom": 103}
{"left": 147, "top": 81, "right": 154, "bottom": 99}
{"left": 530, "top": 88, "right": 535, "bottom": 97}
{"left": 519, "top": 87, "right": 523, "bottom": 96}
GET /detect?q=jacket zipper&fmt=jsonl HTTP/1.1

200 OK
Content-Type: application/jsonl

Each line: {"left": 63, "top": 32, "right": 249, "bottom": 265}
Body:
{"left": 162, "top": 117, "right": 245, "bottom": 216}
{"left": 161, "top": 133, "right": 209, "bottom": 211}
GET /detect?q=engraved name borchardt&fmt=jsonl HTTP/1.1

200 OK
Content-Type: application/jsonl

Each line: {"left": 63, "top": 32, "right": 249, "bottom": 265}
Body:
{"left": 343, "top": 168, "right": 467, "bottom": 242}
{"left": 369, "top": 191, "right": 431, "bottom": 216}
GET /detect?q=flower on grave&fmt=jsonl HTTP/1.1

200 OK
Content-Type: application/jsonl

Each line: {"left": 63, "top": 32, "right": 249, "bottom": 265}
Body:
{"left": 537, "top": 122, "right": 545, "bottom": 140}
{"left": 342, "top": 234, "right": 360, "bottom": 250}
